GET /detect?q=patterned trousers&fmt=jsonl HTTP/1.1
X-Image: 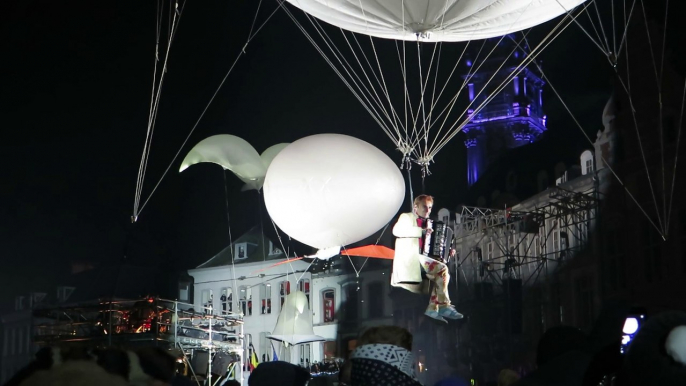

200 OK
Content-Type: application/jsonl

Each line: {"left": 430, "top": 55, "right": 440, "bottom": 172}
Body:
{"left": 418, "top": 255, "right": 451, "bottom": 312}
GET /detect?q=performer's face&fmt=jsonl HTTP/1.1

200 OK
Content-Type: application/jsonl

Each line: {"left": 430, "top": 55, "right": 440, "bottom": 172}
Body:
{"left": 414, "top": 200, "right": 432, "bottom": 218}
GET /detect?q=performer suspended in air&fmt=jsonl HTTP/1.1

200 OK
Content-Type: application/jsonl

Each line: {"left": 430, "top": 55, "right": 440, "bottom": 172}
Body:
{"left": 391, "top": 194, "right": 463, "bottom": 322}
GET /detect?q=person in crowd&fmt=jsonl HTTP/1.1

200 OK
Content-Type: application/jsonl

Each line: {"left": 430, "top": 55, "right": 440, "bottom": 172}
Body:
{"left": 248, "top": 361, "right": 311, "bottom": 386}
{"left": 349, "top": 326, "right": 421, "bottom": 386}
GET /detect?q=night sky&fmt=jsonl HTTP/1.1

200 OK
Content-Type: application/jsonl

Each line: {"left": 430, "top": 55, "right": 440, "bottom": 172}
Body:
{"left": 2, "top": 0, "right": 626, "bottom": 309}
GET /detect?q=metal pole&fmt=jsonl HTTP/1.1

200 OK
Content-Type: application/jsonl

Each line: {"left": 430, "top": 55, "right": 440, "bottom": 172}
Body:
{"left": 208, "top": 313, "right": 213, "bottom": 386}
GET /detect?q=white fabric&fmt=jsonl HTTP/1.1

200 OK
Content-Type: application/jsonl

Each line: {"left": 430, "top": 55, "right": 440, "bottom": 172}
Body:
{"left": 180, "top": 134, "right": 289, "bottom": 191}
{"left": 264, "top": 134, "right": 405, "bottom": 253}
{"left": 269, "top": 291, "right": 325, "bottom": 345}
{"left": 390, "top": 212, "right": 424, "bottom": 293}
{"left": 351, "top": 344, "right": 417, "bottom": 381}
{"left": 665, "top": 325, "right": 686, "bottom": 366}
{"left": 285, "top": 0, "right": 587, "bottom": 42}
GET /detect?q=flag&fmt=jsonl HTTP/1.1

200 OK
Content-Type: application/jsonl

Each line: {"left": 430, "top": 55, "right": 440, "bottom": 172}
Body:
{"left": 271, "top": 342, "right": 279, "bottom": 361}
{"left": 249, "top": 345, "right": 259, "bottom": 371}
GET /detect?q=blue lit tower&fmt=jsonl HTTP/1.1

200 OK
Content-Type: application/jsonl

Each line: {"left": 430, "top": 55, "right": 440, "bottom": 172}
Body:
{"left": 462, "top": 38, "right": 546, "bottom": 186}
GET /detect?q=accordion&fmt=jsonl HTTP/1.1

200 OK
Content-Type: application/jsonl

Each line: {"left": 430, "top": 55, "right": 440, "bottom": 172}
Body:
{"left": 421, "top": 219, "right": 453, "bottom": 262}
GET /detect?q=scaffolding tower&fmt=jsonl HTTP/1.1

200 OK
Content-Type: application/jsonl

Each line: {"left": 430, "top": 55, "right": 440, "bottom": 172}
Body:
{"left": 453, "top": 185, "right": 598, "bottom": 288}
{"left": 32, "top": 297, "right": 245, "bottom": 385}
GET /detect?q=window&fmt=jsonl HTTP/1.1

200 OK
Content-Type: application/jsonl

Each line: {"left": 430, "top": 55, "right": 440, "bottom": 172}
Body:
{"left": 268, "top": 241, "right": 282, "bottom": 256}
{"left": 298, "top": 279, "right": 310, "bottom": 305}
{"left": 322, "top": 289, "right": 335, "bottom": 323}
{"left": 535, "top": 236, "right": 541, "bottom": 257}
{"left": 300, "top": 344, "right": 312, "bottom": 367}
{"left": 220, "top": 287, "right": 233, "bottom": 314}
{"left": 245, "top": 334, "right": 254, "bottom": 370}
{"left": 201, "top": 289, "right": 213, "bottom": 313}
{"left": 260, "top": 284, "right": 272, "bottom": 314}
{"left": 178, "top": 282, "right": 190, "bottom": 303}
{"left": 487, "top": 242, "right": 494, "bottom": 260}
{"left": 367, "top": 282, "right": 384, "bottom": 318}
{"left": 553, "top": 230, "right": 560, "bottom": 252}
{"left": 260, "top": 332, "right": 271, "bottom": 362}
{"left": 280, "top": 281, "right": 291, "bottom": 309}
{"left": 17, "top": 329, "right": 22, "bottom": 354}
{"left": 235, "top": 242, "right": 249, "bottom": 260}
{"left": 345, "top": 285, "right": 359, "bottom": 321}
{"left": 324, "top": 341, "right": 337, "bottom": 359}
{"left": 239, "top": 286, "right": 252, "bottom": 316}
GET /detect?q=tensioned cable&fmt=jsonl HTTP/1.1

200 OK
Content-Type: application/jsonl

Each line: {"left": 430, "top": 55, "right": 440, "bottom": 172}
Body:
{"left": 429, "top": 4, "right": 582, "bottom": 158}
{"left": 666, "top": 77, "right": 686, "bottom": 234}
{"left": 639, "top": 0, "right": 668, "bottom": 230}
{"left": 135, "top": 1, "right": 282, "bottom": 217}
{"left": 134, "top": 0, "right": 186, "bottom": 221}
{"left": 610, "top": 22, "right": 666, "bottom": 233}
{"left": 426, "top": 1, "right": 549, "bottom": 156}
{"left": 523, "top": 50, "right": 666, "bottom": 238}
{"left": 426, "top": 30, "right": 531, "bottom": 155}
{"left": 223, "top": 171, "right": 238, "bottom": 298}
{"left": 282, "top": 5, "right": 400, "bottom": 145}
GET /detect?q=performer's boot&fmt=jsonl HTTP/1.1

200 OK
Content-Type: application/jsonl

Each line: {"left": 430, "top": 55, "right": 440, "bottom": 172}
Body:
{"left": 424, "top": 309, "right": 447, "bottom": 323}
{"left": 438, "top": 306, "right": 464, "bottom": 320}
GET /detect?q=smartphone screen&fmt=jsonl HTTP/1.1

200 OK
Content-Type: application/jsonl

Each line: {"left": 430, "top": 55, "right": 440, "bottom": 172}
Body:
{"left": 621, "top": 313, "right": 646, "bottom": 354}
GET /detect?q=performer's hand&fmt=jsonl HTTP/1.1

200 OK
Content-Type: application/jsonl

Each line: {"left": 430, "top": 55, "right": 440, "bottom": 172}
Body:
{"left": 425, "top": 228, "right": 433, "bottom": 235}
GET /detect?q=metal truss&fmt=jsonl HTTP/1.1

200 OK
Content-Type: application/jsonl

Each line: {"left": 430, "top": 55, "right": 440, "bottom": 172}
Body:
{"left": 453, "top": 185, "right": 598, "bottom": 290}
{"left": 32, "top": 297, "right": 246, "bottom": 385}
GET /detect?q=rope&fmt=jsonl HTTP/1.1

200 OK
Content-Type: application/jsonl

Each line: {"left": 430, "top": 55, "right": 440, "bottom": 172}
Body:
{"left": 134, "top": 1, "right": 281, "bottom": 218}
{"left": 430, "top": 2, "right": 586, "bottom": 158}
{"left": 133, "top": 0, "right": 186, "bottom": 221}
{"left": 222, "top": 171, "right": 238, "bottom": 309}
{"left": 666, "top": 77, "right": 685, "bottom": 235}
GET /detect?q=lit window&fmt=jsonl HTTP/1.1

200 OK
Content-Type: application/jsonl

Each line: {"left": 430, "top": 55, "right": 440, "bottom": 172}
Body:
{"left": 220, "top": 287, "right": 233, "bottom": 314}
{"left": 280, "top": 281, "right": 291, "bottom": 309}
{"left": 298, "top": 279, "right": 310, "bottom": 305}
{"left": 235, "top": 242, "right": 249, "bottom": 260}
{"left": 300, "top": 343, "right": 312, "bottom": 367}
{"left": 239, "top": 286, "right": 252, "bottom": 316}
{"left": 322, "top": 289, "right": 335, "bottom": 323}
{"left": 201, "top": 289, "right": 213, "bottom": 314}
{"left": 261, "top": 284, "right": 272, "bottom": 314}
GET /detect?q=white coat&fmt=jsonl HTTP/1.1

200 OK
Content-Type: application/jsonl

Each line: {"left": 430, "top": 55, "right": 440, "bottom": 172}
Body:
{"left": 390, "top": 212, "right": 430, "bottom": 294}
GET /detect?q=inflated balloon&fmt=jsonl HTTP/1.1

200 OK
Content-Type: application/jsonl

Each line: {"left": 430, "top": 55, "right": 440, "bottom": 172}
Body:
{"left": 269, "top": 291, "right": 324, "bottom": 345}
{"left": 284, "top": 0, "right": 586, "bottom": 42}
{"left": 264, "top": 134, "right": 405, "bottom": 258}
{"left": 180, "top": 134, "right": 289, "bottom": 191}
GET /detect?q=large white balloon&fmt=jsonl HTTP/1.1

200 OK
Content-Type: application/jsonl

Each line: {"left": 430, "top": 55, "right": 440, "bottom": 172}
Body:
{"left": 285, "top": 0, "right": 586, "bottom": 42}
{"left": 264, "top": 134, "right": 405, "bottom": 257}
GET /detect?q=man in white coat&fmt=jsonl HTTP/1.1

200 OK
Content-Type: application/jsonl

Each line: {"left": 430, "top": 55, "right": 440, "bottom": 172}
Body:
{"left": 391, "top": 194, "right": 463, "bottom": 322}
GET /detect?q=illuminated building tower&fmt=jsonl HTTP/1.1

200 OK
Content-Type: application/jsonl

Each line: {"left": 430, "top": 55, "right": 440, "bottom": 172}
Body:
{"left": 462, "top": 39, "right": 547, "bottom": 186}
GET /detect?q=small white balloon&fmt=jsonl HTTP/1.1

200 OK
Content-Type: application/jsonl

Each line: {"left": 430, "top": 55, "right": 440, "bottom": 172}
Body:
{"left": 665, "top": 325, "right": 686, "bottom": 365}
{"left": 264, "top": 134, "right": 405, "bottom": 255}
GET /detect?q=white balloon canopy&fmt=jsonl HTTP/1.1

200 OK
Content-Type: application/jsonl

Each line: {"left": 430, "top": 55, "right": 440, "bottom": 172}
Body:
{"left": 179, "top": 134, "right": 289, "bottom": 191}
{"left": 264, "top": 134, "right": 405, "bottom": 258}
{"left": 284, "top": 0, "right": 586, "bottom": 42}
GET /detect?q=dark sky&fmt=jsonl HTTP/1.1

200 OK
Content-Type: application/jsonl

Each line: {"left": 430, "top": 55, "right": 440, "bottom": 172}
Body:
{"left": 1, "top": 0, "right": 623, "bottom": 306}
